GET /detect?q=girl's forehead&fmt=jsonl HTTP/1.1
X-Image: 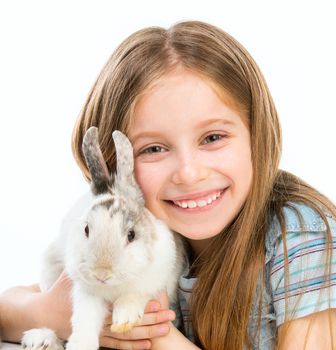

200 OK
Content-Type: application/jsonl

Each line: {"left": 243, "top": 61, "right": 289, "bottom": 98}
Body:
{"left": 128, "top": 68, "right": 249, "bottom": 132}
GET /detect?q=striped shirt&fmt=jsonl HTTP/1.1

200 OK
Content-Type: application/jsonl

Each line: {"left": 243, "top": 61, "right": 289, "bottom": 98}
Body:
{"left": 270, "top": 218, "right": 336, "bottom": 325}
{"left": 171, "top": 203, "right": 336, "bottom": 349}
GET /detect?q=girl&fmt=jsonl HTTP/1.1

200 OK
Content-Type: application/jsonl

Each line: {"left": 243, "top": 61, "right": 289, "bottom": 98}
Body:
{"left": 1, "top": 20, "right": 336, "bottom": 349}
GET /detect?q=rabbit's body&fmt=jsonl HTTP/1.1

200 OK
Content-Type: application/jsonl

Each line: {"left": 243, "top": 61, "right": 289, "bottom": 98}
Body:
{"left": 21, "top": 129, "right": 185, "bottom": 350}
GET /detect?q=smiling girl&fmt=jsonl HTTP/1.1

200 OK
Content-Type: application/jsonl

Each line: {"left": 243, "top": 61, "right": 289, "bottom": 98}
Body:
{"left": 129, "top": 67, "right": 253, "bottom": 248}
{"left": 1, "top": 20, "right": 336, "bottom": 350}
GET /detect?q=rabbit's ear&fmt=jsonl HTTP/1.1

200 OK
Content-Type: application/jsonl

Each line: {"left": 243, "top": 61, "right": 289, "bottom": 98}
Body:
{"left": 82, "top": 127, "right": 112, "bottom": 195}
{"left": 112, "top": 130, "right": 144, "bottom": 203}
{"left": 112, "top": 130, "right": 134, "bottom": 178}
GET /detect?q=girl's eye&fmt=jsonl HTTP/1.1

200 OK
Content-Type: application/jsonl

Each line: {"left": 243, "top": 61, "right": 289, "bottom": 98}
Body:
{"left": 142, "top": 145, "right": 165, "bottom": 154}
{"left": 202, "top": 134, "right": 223, "bottom": 144}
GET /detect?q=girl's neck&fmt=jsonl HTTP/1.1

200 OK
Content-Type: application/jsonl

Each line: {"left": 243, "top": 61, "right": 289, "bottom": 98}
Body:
{"left": 187, "top": 237, "right": 214, "bottom": 257}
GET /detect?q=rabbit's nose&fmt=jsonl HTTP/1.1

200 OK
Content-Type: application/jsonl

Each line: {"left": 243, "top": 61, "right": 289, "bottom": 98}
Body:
{"left": 93, "top": 268, "right": 112, "bottom": 283}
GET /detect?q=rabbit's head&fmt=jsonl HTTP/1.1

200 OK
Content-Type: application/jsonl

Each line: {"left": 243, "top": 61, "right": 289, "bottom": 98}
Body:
{"left": 66, "top": 127, "right": 158, "bottom": 288}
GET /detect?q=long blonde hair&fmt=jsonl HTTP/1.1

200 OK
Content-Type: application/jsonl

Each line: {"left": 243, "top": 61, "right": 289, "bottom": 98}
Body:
{"left": 72, "top": 21, "right": 336, "bottom": 349}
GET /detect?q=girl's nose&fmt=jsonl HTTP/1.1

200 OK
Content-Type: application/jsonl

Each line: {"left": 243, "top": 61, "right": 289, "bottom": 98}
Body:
{"left": 171, "top": 153, "right": 209, "bottom": 186}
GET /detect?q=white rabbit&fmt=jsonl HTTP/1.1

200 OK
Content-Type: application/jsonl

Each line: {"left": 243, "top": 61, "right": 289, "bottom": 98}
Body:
{"left": 21, "top": 127, "right": 185, "bottom": 350}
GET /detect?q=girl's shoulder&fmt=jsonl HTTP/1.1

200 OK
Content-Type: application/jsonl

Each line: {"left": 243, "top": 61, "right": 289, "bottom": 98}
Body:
{"left": 265, "top": 202, "right": 336, "bottom": 264}
{"left": 265, "top": 202, "right": 336, "bottom": 326}
{"left": 272, "top": 202, "right": 335, "bottom": 232}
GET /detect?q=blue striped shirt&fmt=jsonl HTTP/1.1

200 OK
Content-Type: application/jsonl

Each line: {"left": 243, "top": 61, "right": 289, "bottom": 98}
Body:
{"left": 172, "top": 203, "right": 336, "bottom": 349}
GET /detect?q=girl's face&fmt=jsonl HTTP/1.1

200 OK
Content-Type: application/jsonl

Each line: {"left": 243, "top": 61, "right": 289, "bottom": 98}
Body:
{"left": 129, "top": 68, "right": 252, "bottom": 252}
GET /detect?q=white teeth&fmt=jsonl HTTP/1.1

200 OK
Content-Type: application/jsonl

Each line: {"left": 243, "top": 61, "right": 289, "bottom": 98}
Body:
{"left": 173, "top": 191, "right": 223, "bottom": 209}
{"left": 187, "top": 201, "right": 197, "bottom": 208}
{"left": 197, "top": 200, "right": 207, "bottom": 207}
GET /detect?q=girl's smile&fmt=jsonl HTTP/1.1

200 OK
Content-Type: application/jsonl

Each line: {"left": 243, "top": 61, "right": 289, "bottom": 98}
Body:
{"left": 128, "top": 67, "right": 253, "bottom": 249}
{"left": 167, "top": 188, "right": 226, "bottom": 210}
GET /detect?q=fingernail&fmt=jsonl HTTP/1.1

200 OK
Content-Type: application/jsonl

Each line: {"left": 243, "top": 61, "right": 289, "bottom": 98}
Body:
{"left": 151, "top": 302, "right": 160, "bottom": 312}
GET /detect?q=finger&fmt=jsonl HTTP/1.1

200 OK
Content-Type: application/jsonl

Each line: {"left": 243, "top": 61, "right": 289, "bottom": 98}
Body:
{"left": 49, "top": 271, "right": 73, "bottom": 292}
{"left": 57, "top": 271, "right": 73, "bottom": 286}
{"left": 102, "top": 309, "right": 175, "bottom": 330}
{"left": 106, "top": 292, "right": 168, "bottom": 315}
{"left": 144, "top": 299, "right": 161, "bottom": 313}
{"left": 155, "top": 290, "right": 170, "bottom": 309}
{"left": 100, "top": 336, "right": 151, "bottom": 350}
{"left": 103, "top": 322, "right": 170, "bottom": 340}
{"left": 144, "top": 291, "right": 170, "bottom": 313}
{"left": 140, "top": 309, "right": 175, "bottom": 326}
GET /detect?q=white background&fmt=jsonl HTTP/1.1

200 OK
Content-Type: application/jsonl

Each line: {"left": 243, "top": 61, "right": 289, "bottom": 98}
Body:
{"left": 0, "top": 0, "right": 335, "bottom": 291}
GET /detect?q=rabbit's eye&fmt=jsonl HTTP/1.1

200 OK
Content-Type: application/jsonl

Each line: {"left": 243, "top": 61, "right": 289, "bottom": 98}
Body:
{"left": 127, "top": 230, "right": 135, "bottom": 243}
{"left": 84, "top": 225, "right": 89, "bottom": 238}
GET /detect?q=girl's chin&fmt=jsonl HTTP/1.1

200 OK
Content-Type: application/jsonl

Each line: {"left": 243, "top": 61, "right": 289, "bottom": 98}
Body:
{"left": 170, "top": 221, "right": 227, "bottom": 241}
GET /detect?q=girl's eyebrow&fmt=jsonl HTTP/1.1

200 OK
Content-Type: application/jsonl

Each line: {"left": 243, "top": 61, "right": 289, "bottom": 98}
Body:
{"left": 129, "top": 131, "right": 161, "bottom": 143}
{"left": 195, "top": 117, "right": 236, "bottom": 128}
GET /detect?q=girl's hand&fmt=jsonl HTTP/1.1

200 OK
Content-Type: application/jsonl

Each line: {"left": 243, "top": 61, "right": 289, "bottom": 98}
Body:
{"left": 0, "top": 272, "right": 73, "bottom": 343}
{"left": 39, "top": 271, "right": 73, "bottom": 340}
{"left": 41, "top": 275, "right": 176, "bottom": 349}
{"left": 100, "top": 291, "right": 175, "bottom": 349}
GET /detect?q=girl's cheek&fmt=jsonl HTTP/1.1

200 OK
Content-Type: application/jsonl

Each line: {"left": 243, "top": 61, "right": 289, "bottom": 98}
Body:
{"left": 134, "top": 162, "right": 146, "bottom": 191}
{"left": 134, "top": 162, "right": 161, "bottom": 197}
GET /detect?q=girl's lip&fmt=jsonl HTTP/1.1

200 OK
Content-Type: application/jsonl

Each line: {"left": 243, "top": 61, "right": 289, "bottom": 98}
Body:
{"left": 164, "top": 188, "right": 227, "bottom": 213}
{"left": 166, "top": 188, "right": 226, "bottom": 202}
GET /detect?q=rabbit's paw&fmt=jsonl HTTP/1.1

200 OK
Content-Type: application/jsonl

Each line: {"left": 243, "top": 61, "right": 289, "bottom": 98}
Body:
{"left": 110, "top": 322, "right": 134, "bottom": 333}
{"left": 21, "top": 328, "right": 64, "bottom": 350}
{"left": 65, "top": 335, "right": 98, "bottom": 350}
{"left": 111, "top": 297, "right": 145, "bottom": 333}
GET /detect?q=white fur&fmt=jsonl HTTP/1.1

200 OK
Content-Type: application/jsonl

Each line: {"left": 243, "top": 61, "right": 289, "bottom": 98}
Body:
{"left": 21, "top": 129, "right": 185, "bottom": 350}
{"left": 22, "top": 192, "right": 184, "bottom": 350}
{"left": 21, "top": 328, "right": 64, "bottom": 350}
{"left": 65, "top": 284, "right": 106, "bottom": 350}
